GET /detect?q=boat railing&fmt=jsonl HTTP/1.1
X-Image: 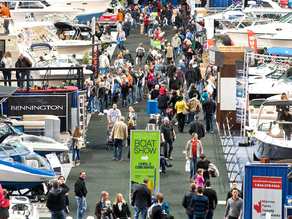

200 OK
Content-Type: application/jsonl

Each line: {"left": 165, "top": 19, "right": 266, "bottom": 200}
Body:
{"left": 0, "top": 66, "right": 84, "bottom": 93}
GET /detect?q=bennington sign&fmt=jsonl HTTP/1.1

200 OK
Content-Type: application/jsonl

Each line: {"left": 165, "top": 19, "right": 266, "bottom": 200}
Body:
{"left": 11, "top": 105, "right": 64, "bottom": 111}
{"left": 8, "top": 95, "right": 66, "bottom": 116}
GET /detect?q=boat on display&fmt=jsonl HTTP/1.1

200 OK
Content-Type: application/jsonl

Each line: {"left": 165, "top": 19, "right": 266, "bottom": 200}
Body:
{"left": 226, "top": 12, "right": 292, "bottom": 48}
{"left": 9, "top": 196, "right": 39, "bottom": 219}
{"left": 248, "top": 69, "right": 285, "bottom": 84}
{"left": 99, "top": 1, "right": 123, "bottom": 27}
{"left": 47, "top": 0, "right": 110, "bottom": 22}
{"left": 6, "top": 1, "right": 82, "bottom": 21}
{"left": 248, "top": 63, "right": 279, "bottom": 76}
{"left": 0, "top": 140, "right": 55, "bottom": 191}
{"left": 251, "top": 100, "right": 292, "bottom": 159}
{"left": 0, "top": 120, "right": 69, "bottom": 156}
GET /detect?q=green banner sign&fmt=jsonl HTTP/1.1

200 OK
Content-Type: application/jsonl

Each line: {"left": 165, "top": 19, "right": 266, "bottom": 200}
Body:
{"left": 152, "top": 40, "right": 161, "bottom": 50}
{"left": 130, "top": 130, "right": 160, "bottom": 197}
{"left": 151, "top": 12, "right": 158, "bottom": 19}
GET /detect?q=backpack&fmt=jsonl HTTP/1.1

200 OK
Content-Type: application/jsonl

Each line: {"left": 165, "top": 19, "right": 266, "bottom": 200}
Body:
{"left": 208, "top": 163, "right": 219, "bottom": 177}
{"left": 148, "top": 77, "right": 155, "bottom": 86}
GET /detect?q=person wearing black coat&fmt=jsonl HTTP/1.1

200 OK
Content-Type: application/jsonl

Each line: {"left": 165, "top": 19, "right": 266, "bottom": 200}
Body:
{"left": 113, "top": 193, "right": 132, "bottom": 219}
{"left": 131, "top": 179, "right": 152, "bottom": 219}
{"left": 166, "top": 61, "right": 176, "bottom": 79}
{"left": 169, "top": 74, "right": 181, "bottom": 91}
{"left": 168, "top": 91, "right": 179, "bottom": 115}
{"left": 203, "top": 95, "right": 216, "bottom": 133}
{"left": 75, "top": 171, "right": 88, "bottom": 219}
{"left": 189, "top": 115, "right": 205, "bottom": 139}
{"left": 182, "top": 183, "right": 198, "bottom": 218}
{"left": 188, "top": 84, "right": 200, "bottom": 100}
{"left": 46, "top": 180, "right": 69, "bottom": 218}
{"left": 185, "top": 65, "right": 197, "bottom": 89}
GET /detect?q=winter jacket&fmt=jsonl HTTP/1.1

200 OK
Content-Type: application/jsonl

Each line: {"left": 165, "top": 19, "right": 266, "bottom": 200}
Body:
{"left": 169, "top": 77, "right": 181, "bottom": 90}
{"left": 46, "top": 185, "right": 69, "bottom": 212}
{"left": 187, "top": 98, "right": 202, "bottom": 113}
{"left": 74, "top": 177, "right": 87, "bottom": 197}
{"left": 182, "top": 190, "right": 198, "bottom": 216}
{"left": 203, "top": 99, "right": 216, "bottom": 114}
{"left": 131, "top": 184, "right": 151, "bottom": 207}
{"left": 185, "top": 139, "right": 203, "bottom": 159}
{"left": 171, "top": 36, "right": 181, "bottom": 48}
{"left": 165, "top": 46, "right": 173, "bottom": 59}
{"left": 113, "top": 202, "right": 132, "bottom": 218}
{"left": 0, "top": 199, "right": 9, "bottom": 218}
{"left": 157, "top": 94, "right": 170, "bottom": 109}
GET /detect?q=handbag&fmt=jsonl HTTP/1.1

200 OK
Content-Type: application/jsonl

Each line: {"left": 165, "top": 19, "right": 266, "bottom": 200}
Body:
{"left": 183, "top": 106, "right": 189, "bottom": 115}
{"left": 185, "top": 160, "right": 190, "bottom": 172}
{"left": 75, "top": 138, "right": 82, "bottom": 149}
{"left": 117, "top": 38, "right": 121, "bottom": 45}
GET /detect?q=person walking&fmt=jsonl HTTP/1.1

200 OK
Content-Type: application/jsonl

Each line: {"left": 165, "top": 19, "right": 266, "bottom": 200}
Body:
{"left": 46, "top": 180, "right": 69, "bottom": 219}
{"left": 74, "top": 170, "right": 87, "bottom": 219}
{"left": 157, "top": 88, "right": 170, "bottom": 124}
{"left": 182, "top": 183, "right": 197, "bottom": 219}
{"left": 196, "top": 154, "right": 211, "bottom": 182}
{"left": 203, "top": 180, "right": 218, "bottom": 219}
{"left": 169, "top": 73, "right": 181, "bottom": 95}
{"left": 187, "top": 94, "right": 202, "bottom": 124}
{"left": 127, "top": 119, "right": 136, "bottom": 159}
{"left": 0, "top": 188, "right": 9, "bottom": 219}
{"left": 71, "top": 126, "right": 82, "bottom": 167}
{"left": 161, "top": 117, "right": 176, "bottom": 160}
{"left": 203, "top": 94, "right": 216, "bottom": 134}
{"left": 58, "top": 176, "right": 70, "bottom": 214}
{"left": 94, "top": 191, "right": 110, "bottom": 219}
{"left": 224, "top": 189, "right": 243, "bottom": 219}
{"left": 87, "top": 81, "right": 97, "bottom": 114}
{"left": 136, "top": 43, "right": 145, "bottom": 67}
{"left": 189, "top": 115, "right": 205, "bottom": 139}
{"left": 1, "top": 51, "right": 12, "bottom": 86}
{"left": 107, "top": 103, "right": 121, "bottom": 128}
{"left": 185, "top": 132, "right": 203, "bottom": 182}
{"left": 118, "top": 29, "right": 126, "bottom": 52}
{"left": 113, "top": 193, "right": 132, "bottom": 219}
{"left": 226, "top": 182, "right": 243, "bottom": 202}
{"left": 190, "top": 186, "right": 209, "bottom": 219}
{"left": 131, "top": 178, "right": 152, "bottom": 219}
{"left": 137, "top": 68, "right": 145, "bottom": 101}
{"left": 15, "top": 53, "right": 32, "bottom": 88}
{"left": 171, "top": 33, "right": 181, "bottom": 61}
{"left": 0, "top": 2, "right": 11, "bottom": 34}
{"left": 111, "top": 116, "right": 128, "bottom": 161}
{"left": 175, "top": 95, "right": 189, "bottom": 133}
{"left": 165, "top": 43, "right": 174, "bottom": 64}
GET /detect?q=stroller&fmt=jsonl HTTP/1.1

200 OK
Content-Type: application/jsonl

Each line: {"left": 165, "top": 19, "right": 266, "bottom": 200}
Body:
{"left": 106, "top": 123, "right": 115, "bottom": 150}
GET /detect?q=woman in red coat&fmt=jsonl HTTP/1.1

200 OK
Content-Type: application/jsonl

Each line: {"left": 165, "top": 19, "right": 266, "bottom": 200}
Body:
{"left": 144, "top": 14, "right": 150, "bottom": 35}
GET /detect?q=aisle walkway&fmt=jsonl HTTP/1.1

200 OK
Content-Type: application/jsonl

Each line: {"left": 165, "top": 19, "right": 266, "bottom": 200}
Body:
{"left": 65, "top": 26, "right": 230, "bottom": 218}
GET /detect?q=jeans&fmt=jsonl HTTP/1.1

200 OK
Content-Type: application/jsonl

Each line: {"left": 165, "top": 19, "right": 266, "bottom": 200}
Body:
{"left": 132, "top": 84, "right": 137, "bottom": 103}
{"left": 188, "top": 112, "right": 199, "bottom": 124}
{"left": 119, "top": 41, "right": 125, "bottom": 52}
{"left": 284, "top": 129, "right": 291, "bottom": 140}
{"left": 144, "top": 25, "right": 148, "bottom": 34}
{"left": 134, "top": 205, "right": 147, "bottom": 219}
{"left": 160, "top": 156, "right": 168, "bottom": 173}
{"left": 100, "top": 67, "right": 108, "bottom": 76}
{"left": 205, "top": 113, "right": 214, "bottom": 132}
{"left": 133, "top": 18, "right": 137, "bottom": 27}
{"left": 113, "top": 139, "right": 124, "bottom": 160}
{"left": 197, "top": 80, "right": 202, "bottom": 93}
{"left": 187, "top": 213, "right": 195, "bottom": 219}
{"left": 95, "top": 98, "right": 100, "bottom": 112}
{"left": 3, "top": 20, "right": 9, "bottom": 34}
{"left": 88, "top": 97, "right": 95, "bottom": 113}
{"left": 206, "top": 209, "right": 214, "bottom": 219}
{"left": 99, "top": 97, "right": 105, "bottom": 113}
{"left": 190, "top": 157, "right": 198, "bottom": 179}
{"left": 76, "top": 196, "right": 87, "bottom": 219}
{"left": 163, "top": 139, "right": 173, "bottom": 158}
{"left": 20, "top": 71, "right": 26, "bottom": 88}
{"left": 173, "top": 47, "right": 178, "bottom": 60}
{"left": 139, "top": 85, "right": 144, "bottom": 101}
{"left": 51, "top": 210, "right": 65, "bottom": 219}
{"left": 3, "top": 70, "right": 11, "bottom": 86}
{"left": 128, "top": 91, "right": 132, "bottom": 105}
{"left": 72, "top": 144, "right": 80, "bottom": 161}
{"left": 194, "top": 216, "right": 206, "bottom": 219}
{"left": 159, "top": 108, "right": 167, "bottom": 124}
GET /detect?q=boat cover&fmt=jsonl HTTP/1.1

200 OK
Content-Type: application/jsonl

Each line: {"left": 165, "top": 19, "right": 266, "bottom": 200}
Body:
{"left": 267, "top": 47, "right": 292, "bottom": 56}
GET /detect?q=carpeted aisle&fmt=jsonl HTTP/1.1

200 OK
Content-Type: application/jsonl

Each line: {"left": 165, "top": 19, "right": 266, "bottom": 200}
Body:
{"left": 65, "top": 26, "right": 230, "bottom": 219}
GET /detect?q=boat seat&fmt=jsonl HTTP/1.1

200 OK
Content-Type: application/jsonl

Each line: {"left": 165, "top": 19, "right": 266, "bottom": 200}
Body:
{"left": 2, "top": 158, "right": 13, "bottom": 163}
{"left": 267, "top": 130, "right": 285, "bottom": 139}
{"left": 26, "top": 160, "right": 39, "bottom": 169}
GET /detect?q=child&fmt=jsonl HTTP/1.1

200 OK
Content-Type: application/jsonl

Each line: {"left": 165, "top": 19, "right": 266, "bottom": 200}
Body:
{"left": 101, "top": 200, "right": 113, "bottom": 219}
{"left": 0, "top": 189, "right": 10, "bottom": 219}
{"left": 195, "top": 168, "right": 205, "bottom": 187}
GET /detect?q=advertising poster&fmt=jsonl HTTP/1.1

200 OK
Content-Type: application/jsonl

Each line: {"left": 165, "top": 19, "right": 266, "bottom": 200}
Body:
{"left": 235, "top": 60, "right": 249, "bottom": 125}
{"left": 252, "top": 176, "right": 282, "bottom": 219}
{"left": 152, "top": 40, "right": 161, "bottom": 50}
{"left": 130, "top": 130, "right": 160, "bottom": 200}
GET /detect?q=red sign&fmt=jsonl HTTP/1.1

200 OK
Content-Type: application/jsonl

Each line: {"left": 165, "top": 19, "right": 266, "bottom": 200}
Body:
{"left": 93, "top": 45, "right": 98, "bottom": 77}
{"left": 252, "top": 176, "right": 282, "bottom": 190}
{"left": 247, "top": 30, "right": 258, "bottom": 54}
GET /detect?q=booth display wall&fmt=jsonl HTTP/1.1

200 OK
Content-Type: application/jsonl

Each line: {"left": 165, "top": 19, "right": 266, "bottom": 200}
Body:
{"left": 244, "top": 164, "right": 292, "bottom": 219}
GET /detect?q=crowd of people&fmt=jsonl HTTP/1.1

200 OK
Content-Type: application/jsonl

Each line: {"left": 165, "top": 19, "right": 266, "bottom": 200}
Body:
{"left": 0, "top": 0, "right": 244, "bottom": 219}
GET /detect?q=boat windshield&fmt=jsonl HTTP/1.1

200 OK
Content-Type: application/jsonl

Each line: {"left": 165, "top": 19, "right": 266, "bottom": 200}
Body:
{"left": 279, "top": 12, "right": 292, "bottom": 23}
{"left": 0, "top": 142, "right": 29, "bottom": 157}
{"left": 265, "top": 70, "right": 285, "bottom": 79}
{"left": 0, "top": 122, "right": 22, "bottom": 138}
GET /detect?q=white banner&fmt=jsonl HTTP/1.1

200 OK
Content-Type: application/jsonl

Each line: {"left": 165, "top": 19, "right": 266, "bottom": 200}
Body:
{"left": 252, "top": 176, "right": 282, "bottom": 219}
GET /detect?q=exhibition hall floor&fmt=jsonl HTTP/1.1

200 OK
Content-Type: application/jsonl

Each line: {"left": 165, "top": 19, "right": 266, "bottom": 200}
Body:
{"left": 64, "top": 27, "right": 231, "bottom": 218}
